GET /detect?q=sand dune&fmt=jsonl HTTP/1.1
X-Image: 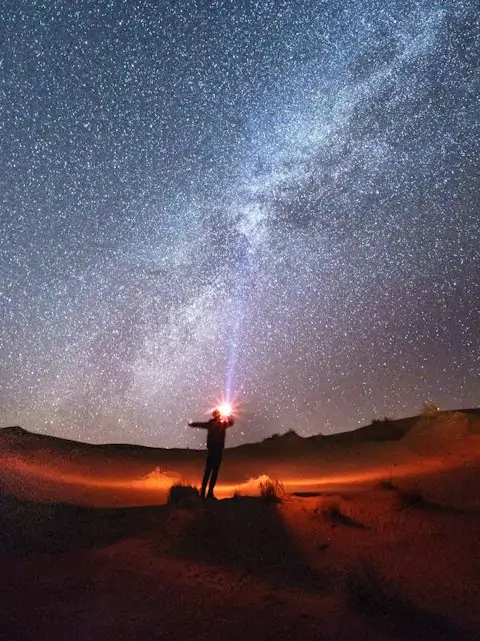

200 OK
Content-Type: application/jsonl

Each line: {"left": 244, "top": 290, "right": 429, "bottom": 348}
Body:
{"left": 1, "top": 410, "right": 480, "bottom": 640}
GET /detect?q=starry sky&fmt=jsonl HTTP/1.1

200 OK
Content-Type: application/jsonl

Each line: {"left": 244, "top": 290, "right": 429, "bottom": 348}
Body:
{"left": 1, "top": 0, "right": 479, "bottom": 447}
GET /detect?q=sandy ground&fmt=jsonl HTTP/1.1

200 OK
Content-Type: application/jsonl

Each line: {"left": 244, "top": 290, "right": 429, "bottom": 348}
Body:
{"left": 1, "top": 412, "right": 480, "bottom": 640}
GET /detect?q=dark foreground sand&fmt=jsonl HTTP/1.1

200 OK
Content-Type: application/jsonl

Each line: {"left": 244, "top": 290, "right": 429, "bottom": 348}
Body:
{"left": 1, "top": 411, "right": 480, "bottom": 641}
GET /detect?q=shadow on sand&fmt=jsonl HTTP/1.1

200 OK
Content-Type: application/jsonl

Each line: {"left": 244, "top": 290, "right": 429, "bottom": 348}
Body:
{"left": 346, "top": 562, "right": 475, "bottom": 641}
{"left": 1, "top": 490, "right": 328, "bottom": 593}
{"left": 0, "top": 491, "right": 165, "bottom": 557}
{"left": 170, "top": 496, "right": 329, "bottom": 593}
{"left": 1, "top": 491, "right": 475, "bottom": 641}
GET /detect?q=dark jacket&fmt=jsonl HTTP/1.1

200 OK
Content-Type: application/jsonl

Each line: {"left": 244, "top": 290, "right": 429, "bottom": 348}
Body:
{"left": 189, "top": 417, "right": 234, "bottom": 453}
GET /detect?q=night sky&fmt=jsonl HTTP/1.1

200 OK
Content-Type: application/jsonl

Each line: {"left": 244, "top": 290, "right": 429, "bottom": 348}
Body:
{"left": 1, "top": 0, "right": 479, "bottom": 447}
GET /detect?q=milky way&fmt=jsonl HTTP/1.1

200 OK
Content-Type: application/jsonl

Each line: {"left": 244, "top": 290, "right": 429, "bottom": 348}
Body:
{"left": 1, "top": 0, "right": 479, "bottom": 447}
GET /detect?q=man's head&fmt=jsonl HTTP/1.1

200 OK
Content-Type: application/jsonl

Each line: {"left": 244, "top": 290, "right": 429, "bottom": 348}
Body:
{"left": 212, "top": 408, "right": 221, "bottom": 421}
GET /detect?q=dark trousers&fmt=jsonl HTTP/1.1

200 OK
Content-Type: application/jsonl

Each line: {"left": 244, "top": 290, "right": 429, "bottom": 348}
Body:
{"left": 201, "top": 451, "right": 223, "bottom": 497}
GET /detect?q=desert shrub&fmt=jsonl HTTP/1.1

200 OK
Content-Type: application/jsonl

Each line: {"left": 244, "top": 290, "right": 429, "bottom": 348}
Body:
{"left": 168, "top": 480, "right": 200, "bottom": 509}
{"left": 437, "top": 410, "right": 469, "bottom": 435}
{"left": 378, "top": 477, "right": 395, "bottom": 490}
{"left": 145, "top": 465, "right": 170, "bottom": 480}
{"left": 317, "top": 498, "right": 368, "bottom": 528}
{"left": 396, "top": 487, "right": 425, "bottom": 509}
{"left": 321, "top": 499, "right": 343, "bottom": 520}
{"left": 421, "top": 402, "right": 440, "bottom": 417}
{"left": 413, "top": 410, "right": 470, "bottom": 450}
{"left": 259, "top": 478, "right": 285, "bottom": 503}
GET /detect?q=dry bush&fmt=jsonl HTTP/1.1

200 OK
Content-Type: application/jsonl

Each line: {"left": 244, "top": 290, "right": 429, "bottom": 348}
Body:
{"left": 421, "top": 402, "right": 440, "bottom": 417}
{"left": 144, "top": 465, "right": 170, "bottom": 480}
{"left": 259, "top": 478, "right": 285, "bottom": 503}
{"left": 318, "top": 498, "right": 368, "bottom": 529}
{"left": 395, "top": 486, "right": 425, "bottom": 509}
{"left": 378, "top": 477, "right": 396, "bottom": 491}
{"left": 321, "top": 498, "right": 343, "bottom": 520}
{"left": 168, "top": 480, "right": 200, "bottom": 509}
{"left": 371, "top": 416, "right": 392, "bottom": 425}
{"left": 410, "top": 409, "right": 470, "bottom": 456}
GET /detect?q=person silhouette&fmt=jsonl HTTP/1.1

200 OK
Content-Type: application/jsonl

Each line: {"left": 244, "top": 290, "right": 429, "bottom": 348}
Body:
{"left": 189, "top": 408, "right": 235, "bottom": 500}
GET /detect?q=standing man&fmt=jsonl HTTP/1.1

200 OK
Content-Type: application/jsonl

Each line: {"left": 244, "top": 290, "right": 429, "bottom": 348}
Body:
{"left": 189, "top": 408, "right": 234, "bottom": 500}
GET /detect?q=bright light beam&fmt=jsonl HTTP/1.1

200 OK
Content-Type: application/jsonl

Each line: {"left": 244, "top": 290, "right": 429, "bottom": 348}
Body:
{"left": 225, "top": 228, "right": 255, "bottom": 403}
{"left": 225, "top": 295, "right": 244, "bottom": 402}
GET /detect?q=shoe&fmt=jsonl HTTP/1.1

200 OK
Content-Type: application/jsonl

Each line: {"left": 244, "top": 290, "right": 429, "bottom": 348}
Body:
{"left": 206, "top": 494, "right": 217, "bottom": 500}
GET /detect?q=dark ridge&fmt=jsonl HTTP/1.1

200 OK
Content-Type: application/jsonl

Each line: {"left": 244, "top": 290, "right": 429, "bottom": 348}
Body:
{"left": 0, "top": 426, "right": 189, "bottom": 455}
{"left": 1, "top": 408, "right": 479, "bottom": 455}
{"left": 0, "top": 425, "right": 29, "bottom": 437}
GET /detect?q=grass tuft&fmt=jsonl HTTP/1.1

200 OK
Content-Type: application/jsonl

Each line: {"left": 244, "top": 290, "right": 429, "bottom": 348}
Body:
{"left": 145, "top": 465, "right": 170, "bottom": 480}
{"left": 168, "top": 481, "right": 200, "bottom": 509}
{"left": 319, "top": 499, "right": 368, "bottom": 529}
{"left": 378, "top": 477, "right": 396, "bottom": 491}
{"left": 396, "top": 487, "right": 425, "bottom": 509}
{"left": 321, "top": 499, "right": 343, "bottom": 520}
{"left": 259, "top": 478, "right": 285, "bottom": 503}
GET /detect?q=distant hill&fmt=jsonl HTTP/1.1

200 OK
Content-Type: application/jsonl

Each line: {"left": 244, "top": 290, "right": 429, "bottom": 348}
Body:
{"left": 2, "top": 408, "right": 479, "bottom": 459}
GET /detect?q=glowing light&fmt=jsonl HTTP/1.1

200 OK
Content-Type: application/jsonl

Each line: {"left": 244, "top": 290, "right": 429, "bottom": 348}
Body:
{"left": 209, "top": 398, "right": 239, "bottom": 421}
{"left": 217, "top": 402, "right": 233, "bottom": 419}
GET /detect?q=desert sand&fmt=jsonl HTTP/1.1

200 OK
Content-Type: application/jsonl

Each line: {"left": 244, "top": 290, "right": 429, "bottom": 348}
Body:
{"left": 1, "top": 409, "right": 480, "bottom": 641}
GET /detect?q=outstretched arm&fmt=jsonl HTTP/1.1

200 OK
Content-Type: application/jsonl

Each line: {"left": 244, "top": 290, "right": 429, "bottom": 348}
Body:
{"left": 188, "top": 420, "right": 210, "bottom": 429}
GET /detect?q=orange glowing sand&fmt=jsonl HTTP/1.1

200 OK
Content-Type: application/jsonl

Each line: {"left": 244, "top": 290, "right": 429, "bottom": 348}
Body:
{"left": 1, "top": 412, "right": 480, "bottom": 640}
